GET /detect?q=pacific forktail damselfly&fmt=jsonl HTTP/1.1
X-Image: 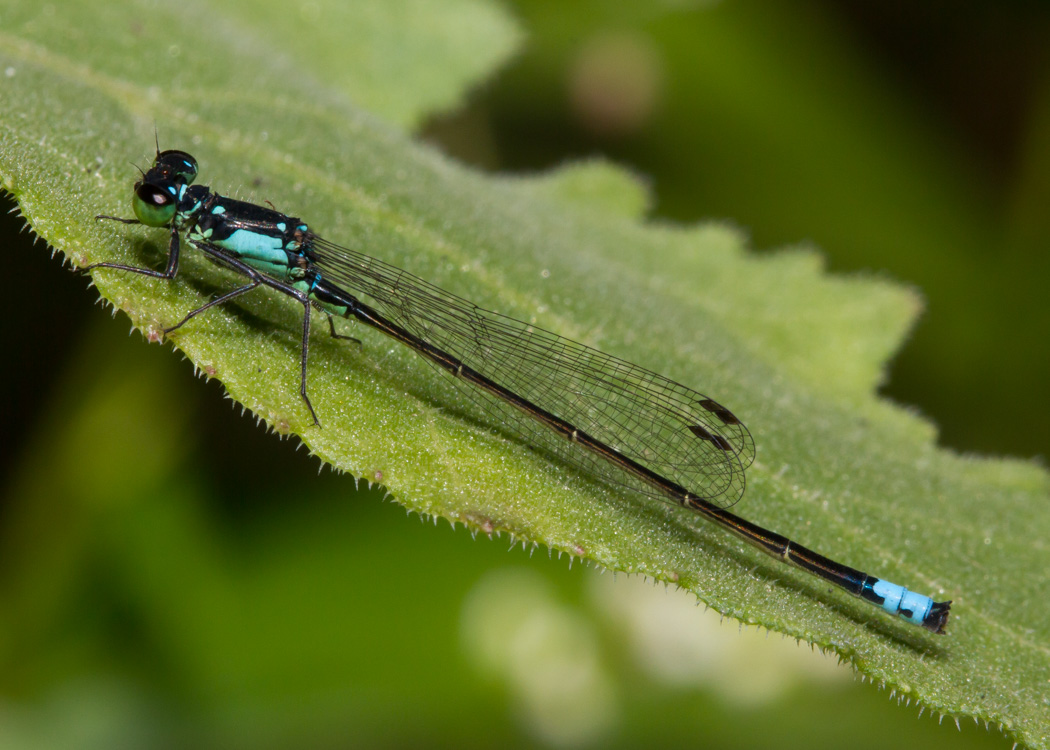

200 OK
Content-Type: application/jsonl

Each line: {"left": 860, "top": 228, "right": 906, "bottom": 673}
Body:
{"left": 85, "top": 147, "right": 951, "bottom": 633}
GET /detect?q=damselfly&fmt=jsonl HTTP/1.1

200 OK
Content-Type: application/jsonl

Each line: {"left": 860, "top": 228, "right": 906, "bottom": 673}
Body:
{"left": 85, "top": 147, "right": 951, "bottom": 633}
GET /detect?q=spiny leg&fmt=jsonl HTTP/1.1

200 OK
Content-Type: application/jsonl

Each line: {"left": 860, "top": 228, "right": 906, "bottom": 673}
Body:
{"left": 186, "top": 241, "right": 323, "bottom": 425}
{"left": 298, "top": 298, "right": 320, "bottom": 425}
{"left": 83, "top": 220, "right": 182, "bottom": 280}
{"left": 323, "top": 311, "right": 361, "bottom": 345}
{"left": 164, "top": 281, "right": 262, "bottom": 334}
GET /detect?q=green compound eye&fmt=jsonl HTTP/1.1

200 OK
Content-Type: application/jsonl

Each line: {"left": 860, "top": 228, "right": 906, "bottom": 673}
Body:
{"left": 132, "top": 183, "right": 177, "bottom": 226}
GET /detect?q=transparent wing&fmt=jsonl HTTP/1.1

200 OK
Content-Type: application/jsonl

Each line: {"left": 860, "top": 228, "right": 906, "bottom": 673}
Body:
{"left": 311, "top": 236, "right": 756, "bottom": 509}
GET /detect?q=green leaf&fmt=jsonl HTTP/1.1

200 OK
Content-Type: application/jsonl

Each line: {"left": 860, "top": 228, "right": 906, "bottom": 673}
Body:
{"left": 1, "top": 1, "right": 1047, "bottom": 748}
{"left": 227, "top": 0, "right": 522, "bottom": 128}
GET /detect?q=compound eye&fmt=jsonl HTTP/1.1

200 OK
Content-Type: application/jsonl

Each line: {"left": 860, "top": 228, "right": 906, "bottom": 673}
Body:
{"left": 132, "top": 182, "right": 178, "bottom": 226}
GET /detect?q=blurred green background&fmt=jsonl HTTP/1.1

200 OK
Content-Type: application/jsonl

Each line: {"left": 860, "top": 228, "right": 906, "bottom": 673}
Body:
{"left": 1, "top": 0, "right": 1043, "bottom": 748}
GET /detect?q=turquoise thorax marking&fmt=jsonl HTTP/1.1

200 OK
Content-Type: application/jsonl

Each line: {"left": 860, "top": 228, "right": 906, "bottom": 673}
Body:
{"left": 221, "top": 228, "right": 300, "bottom": 279}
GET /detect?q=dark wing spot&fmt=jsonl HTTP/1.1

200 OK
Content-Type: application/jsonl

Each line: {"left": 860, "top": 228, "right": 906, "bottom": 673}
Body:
{"left": 689, "top": 424, "right": 732, "bottom": 451}
{"left": 698, "top": 398, "right": 741, "bottom": 425}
